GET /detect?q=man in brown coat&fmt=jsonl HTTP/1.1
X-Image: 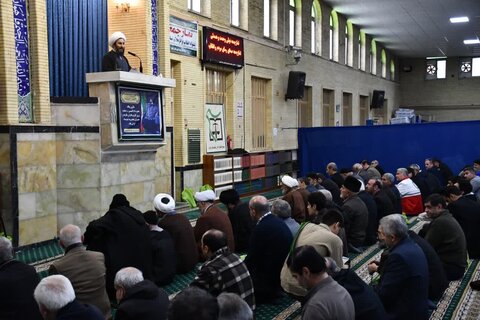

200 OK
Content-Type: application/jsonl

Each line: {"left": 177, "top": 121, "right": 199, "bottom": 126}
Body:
{"left": 194, "top": 190, "right": 235, "bottom": 256}
{"left": 155, "top": 193, "right": 199, "bottom": 274}
{"left": 281, "top": 175, "right": 306, "bottom": 223}
{"left": 49, "top": 224, "right": 111, "bottom": 318}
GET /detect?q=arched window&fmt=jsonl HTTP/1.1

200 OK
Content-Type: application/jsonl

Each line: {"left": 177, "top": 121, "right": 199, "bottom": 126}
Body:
{"left": 289, "top": 0, "right": 295, "bottom": 46}
{"left": 359, "top": 31, "right": 365, "bottom": 71}
{"left": 370, "top": 39, "right": 377, "bottom": 75}
{"left": 263, "top": 0, "right": 278, "bottom": 39}
{"left": 390, "top": 60, "right": 395, "bottom": 80}
{"left": 381, "top": 49, "right": 387, "bottom": 78}
{"left": 345, "top": 20, "right": 353, "bottom": 66}
{"left": 329, "top": 11, "right": 338, "bottom": 61}
{"left": 311, "top": 0, "right": 321, "bottom": 55}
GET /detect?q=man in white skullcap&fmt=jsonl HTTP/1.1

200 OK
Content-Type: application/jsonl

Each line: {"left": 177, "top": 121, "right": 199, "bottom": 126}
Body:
{"left": 281, "top": 174, "right": 306, "bottom": 223}
{"left": 102, "top": 31, "right": 132, "bottom": 72}
{"left": 154, "top": 193, "right": 199, "bottom": 273}
{"left": 193, "top": 190, "right": 235, "bottom": 257}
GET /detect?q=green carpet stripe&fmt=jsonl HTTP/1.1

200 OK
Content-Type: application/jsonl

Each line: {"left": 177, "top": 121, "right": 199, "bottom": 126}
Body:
{"left": 442, "top": 259, "right": 479, "bottom": 319}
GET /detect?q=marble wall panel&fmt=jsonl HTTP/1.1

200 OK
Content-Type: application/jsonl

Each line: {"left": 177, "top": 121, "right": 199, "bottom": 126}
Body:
{"left": 120, "top": 160, "right": 155, "bottom": 184}
{"left": 19, "top": 214, "right": 57, "bottom": 246}
{"left": 57, "top": 164, "right": 101, "bottom": 189}
{"left": 57, "top": 188, "right": 101, "bottom": 213}
{"left": 56, "top": 140, "right": 100, "bottom": 165}
{"left": 17, "top": 165, "right": 56, "bottom": 193}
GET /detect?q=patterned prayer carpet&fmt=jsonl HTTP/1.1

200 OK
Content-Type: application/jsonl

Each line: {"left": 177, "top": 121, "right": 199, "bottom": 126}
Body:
{"left": 15, "top": 213, "right": 480, "bottom": 319}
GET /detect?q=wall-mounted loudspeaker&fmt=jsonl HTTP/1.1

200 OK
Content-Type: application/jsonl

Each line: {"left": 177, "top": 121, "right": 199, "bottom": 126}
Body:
{"left": 371, "top": 90, "right": 385, "bottom": 109}
{"left": 285, "top": 71, "right": 306, "bottom": 100}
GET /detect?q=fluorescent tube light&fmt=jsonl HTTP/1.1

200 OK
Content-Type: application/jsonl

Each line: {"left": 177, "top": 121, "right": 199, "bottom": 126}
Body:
{"left": 464, "top": 39, "right": 480, "bottom": 45}
{"left": 450, "top": 16, "right": 469, "bottom": 23}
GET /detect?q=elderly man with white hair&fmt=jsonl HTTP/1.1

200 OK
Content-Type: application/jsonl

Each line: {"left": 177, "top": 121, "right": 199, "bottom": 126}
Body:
{"left": 0, "top": 236, "right": 42, "bottom": 319}
{"left": 102, "top": 31, "right": 132, "bottom": 72}
{"left": 114, "top": 267, "right": 169, "bottom": 320}
{"left": 34, "top": 274, "right": 104, "bottom": 319}
{"left": 49, "top": 224, "right": 110, "bottom": 318}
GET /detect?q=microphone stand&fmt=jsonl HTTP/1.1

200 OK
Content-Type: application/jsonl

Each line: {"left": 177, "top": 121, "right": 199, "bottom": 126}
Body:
{"left": 128, "top": 51, "right": 143, "bottom": 73}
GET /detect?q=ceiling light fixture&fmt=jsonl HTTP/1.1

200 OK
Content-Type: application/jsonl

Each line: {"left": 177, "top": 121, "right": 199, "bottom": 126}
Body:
{"left": 450, "top": 16, "right": 469, "bottom": 23}
{"left": 464, "top": 38, "right": 480, "bottom": 45}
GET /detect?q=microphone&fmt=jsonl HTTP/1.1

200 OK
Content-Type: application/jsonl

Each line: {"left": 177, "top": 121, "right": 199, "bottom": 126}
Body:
{"left": 128, "top": 51, "right": 143, "bottom": 73}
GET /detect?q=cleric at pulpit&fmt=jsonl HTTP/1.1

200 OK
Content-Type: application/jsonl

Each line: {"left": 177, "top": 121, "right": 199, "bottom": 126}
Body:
{"left": 102, "top": 32, "right": 132, "bottom": 72}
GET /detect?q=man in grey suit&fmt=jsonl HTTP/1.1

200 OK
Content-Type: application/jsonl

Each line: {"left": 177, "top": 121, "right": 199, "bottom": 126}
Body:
{"left": 49, "top": 224, "right": 111, "bottom": 318}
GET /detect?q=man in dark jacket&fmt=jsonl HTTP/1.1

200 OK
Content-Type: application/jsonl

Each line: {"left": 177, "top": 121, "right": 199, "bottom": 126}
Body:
{"left": 114, "top": 267, "right": 169, "bottom": 320}
{"left": 0, "top": 236, "right": 42, "bottom": 320}
{"left": 83, "top": 194, "right": 153, "bottom": 300}
{"left": 34, "top": 275, "right": 104, "bottom": 320}
{"left": 143, "top": 210, "right": 176, "bottom": 286}
{"left": 219, "top": 189, "right": 255, "bottom": 253}
{"left": 245, "top": 195, "right": 293, "bottom": 303}
{"left": 443, "top": 186, "right": 480, "bottom": 259}
{"left": 341, "top": 176, "right": 369, "bottom": 248}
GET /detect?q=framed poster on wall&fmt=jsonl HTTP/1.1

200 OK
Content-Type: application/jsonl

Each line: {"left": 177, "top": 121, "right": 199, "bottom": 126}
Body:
{"left": 205, "top": 103, "right": 227, "bottom": 153}
{"left": 117, "top": 86, "right": 165, "bottom": 141}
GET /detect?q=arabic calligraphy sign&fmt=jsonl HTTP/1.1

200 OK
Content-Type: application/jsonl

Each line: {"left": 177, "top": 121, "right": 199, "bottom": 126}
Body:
{"left": 169, "top": 16, "right": 198, "bottom": 57}
{"left": 205, "top": 103, "right": 227, "bottom": 153}
{"left": 202, "top": 27, "right": 244, "bottom": 68}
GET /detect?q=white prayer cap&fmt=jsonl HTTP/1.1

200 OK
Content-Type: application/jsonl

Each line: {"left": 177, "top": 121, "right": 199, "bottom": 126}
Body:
{"left": 195, "top": 190, "right": 216, "bottom": 202}
{"left": 281, "top": 175, "right": 298, "bottom": 188}
{"left": 109, "top": 32, "right": 127, "bottom": 47}
{"left": 153, "top": 193, "right": 175, "bottom": 213}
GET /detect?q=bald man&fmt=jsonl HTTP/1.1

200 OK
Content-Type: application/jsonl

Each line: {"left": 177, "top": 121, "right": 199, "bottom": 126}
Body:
{"left": 244, "top": 196, "right": 293, "bottom": 303}
{"left": 49, "top": 224, "right": 111, "bottom": 318}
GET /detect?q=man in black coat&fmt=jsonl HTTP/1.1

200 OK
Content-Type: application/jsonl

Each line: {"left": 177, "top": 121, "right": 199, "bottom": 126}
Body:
{"left": 381, "top": 173, "right": 403, "bottom": 213}
{"left": 366, "top": 178, "right": 395, "bottom": 221}
{"left": 219, "top": 189, "right": 255, "bottom": 253}
{"left": 114, "top": 267, "right": 169, "bottom": 320}
{"left": 0, "top": 236, "right": 42, "bottom": 320}
{"left": 84, "top": 194, "right": 153, "bottom": 300}
{"left": 143, "top": 211, "right": 176, "bottom": 286}
{"left": 245, "top": 195, "right": 293, "bottom": 303}
{"left": 443, "top": 186, "right": 480, "bottom": 259}
{"left": 318, "top": 173, "right": 343, "bottom": 206}
{"left": 357, "top": 190, "right": 378, "bottom": 246}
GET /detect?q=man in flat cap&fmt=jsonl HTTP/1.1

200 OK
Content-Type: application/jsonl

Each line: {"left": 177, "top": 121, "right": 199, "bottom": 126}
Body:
{"left": 194, "top": 190, "right": 235, "bottom": 257}
{"left": 155, "top": 193, "right": 198, "bottom": 274}
{"left": 102, "top": 31, "right": 132, "bottom": 72}
{"left": 341, "top": 176, "right": 369, "bottom": 250}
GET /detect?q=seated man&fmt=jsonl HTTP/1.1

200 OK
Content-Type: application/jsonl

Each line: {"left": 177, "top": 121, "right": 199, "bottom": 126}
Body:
{"left": 287, "top": 246, "right": 354, "bottom": 320}
{"left": 143, "top": 210, "right": 176, "bottom": 285}
{"left": 325, "top": 257, "right": 386, "bottom": 320}
{"left": 395, "top": 168, "right": 423, "bottom": 215}
{"left": 421, "top": 194, "right": 468, "bottom": 281}
{"left": 155, "top": 193, "right": 198, "bottom": 273}
{"left": 114, "top": 267, "right": 169, "bottom": 320}
{"left": 245, "top": 195, "right": 293, "bottom": 303}
{"left": 340, "top": 176, "right": 369, "bottom": 248}
{"left": 191, "top": 229, "right": 255, "bottom": 310}
{"left": 168, "top": 287, "right": 219, "bottom": 320}
{"left": 0, "top": 236, "right": 42, "bottom": 320}
{"left": 375, "top": 214, "right": 429, "bottom": 319}
{"left": 49, "top": 224, "right": 110, "bottom": 317}
{"left": 34, "top": 275, "right": 104, "bottom": 319}
{"left": 83, "top": 194, "right": 152, "bottom": 300}
{"left": 194, "top": 190, "right": 235, "bottom": 255}
{"left": 271, "top": 199, "right": 300, "bottom": 236}
{"left": 280, "top": 214, "right": 343, "bottom": 299}
{"left": 443, "top": 186, "right": 480, "bottom": 259}
{"left": 219, "top": 189, "right": 254, "bottom": 253}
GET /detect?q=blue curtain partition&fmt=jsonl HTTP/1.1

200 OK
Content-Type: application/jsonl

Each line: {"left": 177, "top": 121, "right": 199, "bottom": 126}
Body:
{"left": 298, "top": 121, "right": 480, "bottom": 177}
{"left": 47, "top": 0, "right": 107, "bottom": 97}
